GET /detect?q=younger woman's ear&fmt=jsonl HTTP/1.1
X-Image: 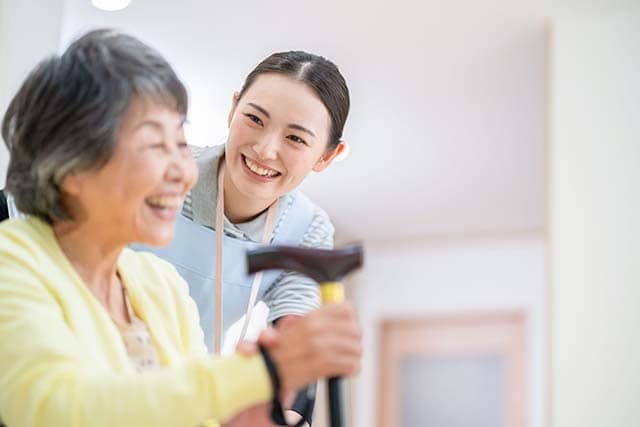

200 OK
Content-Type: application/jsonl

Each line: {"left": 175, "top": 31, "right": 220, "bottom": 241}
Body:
{"left": 313, "top": 141, "right": 347, "bottom": 172}
{"left": 227, "top": 91, "right": 240, "bottom": 127}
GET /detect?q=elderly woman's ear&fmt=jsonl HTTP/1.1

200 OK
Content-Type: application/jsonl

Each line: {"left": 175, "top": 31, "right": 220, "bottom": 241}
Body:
{"left": 61, "top": 173, "right": 82, "bottom": 196}
{"left": 55, "top": 174, "right": 85, "bottom": 222}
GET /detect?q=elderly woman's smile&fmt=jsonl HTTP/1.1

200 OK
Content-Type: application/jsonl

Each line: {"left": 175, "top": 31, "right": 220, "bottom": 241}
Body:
{"left": 144, "top": 193, "right": 187, "bottom": 221}
{"left": 145, "top": 195, "right": 185, "bottom": 210}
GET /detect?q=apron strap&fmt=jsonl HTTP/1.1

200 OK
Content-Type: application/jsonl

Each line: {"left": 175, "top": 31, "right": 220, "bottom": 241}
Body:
{"left": 214, "top": 161, "right": 225, "bottom": 354}
{"left": 237, "top": 201, "right": 277, "bottom": 347}
{"left": 214, "top": 159, "right": 278, "bottom": 354}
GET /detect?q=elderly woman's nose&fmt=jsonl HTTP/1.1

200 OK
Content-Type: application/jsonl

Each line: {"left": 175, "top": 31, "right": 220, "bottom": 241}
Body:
{"left": 165, "top": 151, "right": 192, "bottom": 181}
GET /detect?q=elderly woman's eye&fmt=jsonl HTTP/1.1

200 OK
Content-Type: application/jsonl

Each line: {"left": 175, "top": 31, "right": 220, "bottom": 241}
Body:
{"left": 245, "top": 114, "right": 263, "bottom": 126}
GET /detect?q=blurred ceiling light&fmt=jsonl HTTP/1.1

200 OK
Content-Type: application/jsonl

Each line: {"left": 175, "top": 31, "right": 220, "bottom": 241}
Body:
{"left": 91, "top": 0, "right": 132, "bottom": 11}
{"left": 334, "top": 143, "right": 350, "bottom": 162}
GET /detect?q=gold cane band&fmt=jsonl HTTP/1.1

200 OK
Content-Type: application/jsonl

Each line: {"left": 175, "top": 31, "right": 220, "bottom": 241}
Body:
{"left": 320, "top": 281, "right": 345, "bottom": 304}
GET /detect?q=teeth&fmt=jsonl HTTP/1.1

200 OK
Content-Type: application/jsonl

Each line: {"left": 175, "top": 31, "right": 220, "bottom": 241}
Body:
{"left": 146, "top": 195, "right": 183, "bottom": 209}
{"left": 244, "top": 156, "right": 279, "bottom": 177}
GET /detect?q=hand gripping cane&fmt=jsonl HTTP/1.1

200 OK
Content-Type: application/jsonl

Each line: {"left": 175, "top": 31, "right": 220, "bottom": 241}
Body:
{"left": 247, "top": 243, "right": 363, "bottom": 427}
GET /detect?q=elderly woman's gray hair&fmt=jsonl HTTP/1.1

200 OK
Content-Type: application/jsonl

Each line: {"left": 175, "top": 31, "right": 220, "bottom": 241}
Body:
{"left": 1, "top": 29, "right": 188, "bottom": 224}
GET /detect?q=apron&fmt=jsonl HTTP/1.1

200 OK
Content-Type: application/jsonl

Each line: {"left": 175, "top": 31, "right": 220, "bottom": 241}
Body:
{"left": 133, "top": 187, "right": 316, "bottom": 353}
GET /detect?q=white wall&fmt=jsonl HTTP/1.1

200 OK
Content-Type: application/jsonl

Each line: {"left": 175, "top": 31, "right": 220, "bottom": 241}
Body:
{"left": 0, "top": 0, "right": 65, "bottom": 187}
{"left": 56, "top": 0, "right": 549, "bottom": 242}
{"left": 551, "top": 6, "right": 640, "bottom": 427}
{"left": 350, "top": 233, "right": 546, "bottom": 427}
{"left": 0, "top": 0, "right": 9, "bottom": 183}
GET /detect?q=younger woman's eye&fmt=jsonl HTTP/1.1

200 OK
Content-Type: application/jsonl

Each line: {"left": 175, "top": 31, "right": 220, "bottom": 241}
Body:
{"left": 245, "top": 114, "right": 263, "bottom": 126}
{"left": 287, "top": 135, "right": 308, "bottom": 146}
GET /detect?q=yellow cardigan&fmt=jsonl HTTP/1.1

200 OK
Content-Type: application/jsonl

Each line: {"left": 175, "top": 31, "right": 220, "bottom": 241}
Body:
{"left": 0, "top": 217, "right": 271, "bottom": 427}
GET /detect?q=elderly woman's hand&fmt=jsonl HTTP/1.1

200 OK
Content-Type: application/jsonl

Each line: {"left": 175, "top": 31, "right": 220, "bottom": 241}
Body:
{"left": 225, "top": 305, "right": 360, "bottom": 426}
{"left": 264, "top": 303, "right": 362, "bottom": 394}
{"left": 234, "top": 327, "right": 279, "bottom": 356}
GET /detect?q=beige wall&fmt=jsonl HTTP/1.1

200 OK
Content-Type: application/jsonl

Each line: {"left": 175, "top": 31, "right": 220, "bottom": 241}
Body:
{"left": 550, "top": 6, "right": 640, "bottom": 426}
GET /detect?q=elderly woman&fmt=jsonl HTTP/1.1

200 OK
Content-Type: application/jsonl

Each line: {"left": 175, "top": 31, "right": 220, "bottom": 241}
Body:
{"left": 0, "top": 29, "right": 361, "bottom": 427}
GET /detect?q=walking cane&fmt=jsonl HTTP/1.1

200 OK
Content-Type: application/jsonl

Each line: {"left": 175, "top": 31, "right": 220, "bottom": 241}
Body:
{"left": 247, "top": 243, "right": 363, "bottom": 427}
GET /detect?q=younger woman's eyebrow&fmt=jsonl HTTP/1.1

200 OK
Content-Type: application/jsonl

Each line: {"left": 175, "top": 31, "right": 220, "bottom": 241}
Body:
{"left": 247, "top": 102, "right": 316, "bottom": 138}
{"left": 248, "top": 102, "right": 270, "bottom": 118}
{"left": 289, "top": 124, "right": 316, "bottom": 138}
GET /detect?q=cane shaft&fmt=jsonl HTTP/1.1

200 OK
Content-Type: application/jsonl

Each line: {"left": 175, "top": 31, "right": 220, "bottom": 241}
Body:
{"left": 320, "top": 281, "right": 345, "bottom": 427}
{"left": 328, "top": 377, "right": 344, "bottom": 427}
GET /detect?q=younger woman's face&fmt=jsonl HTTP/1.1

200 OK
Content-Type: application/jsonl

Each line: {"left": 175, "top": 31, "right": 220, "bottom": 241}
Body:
{"left": 225, "top": 73, "right": 342, "bottom": 205}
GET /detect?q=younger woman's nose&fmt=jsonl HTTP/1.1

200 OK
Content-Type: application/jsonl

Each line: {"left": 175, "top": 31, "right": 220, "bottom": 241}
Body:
{"left": 252, "top": 134, "right": 279, "bottom": 160}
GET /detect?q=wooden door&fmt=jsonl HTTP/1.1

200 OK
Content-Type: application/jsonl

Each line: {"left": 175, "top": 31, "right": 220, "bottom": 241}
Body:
{"left": 379, "top": 312, "right": 526, "bottom": 427}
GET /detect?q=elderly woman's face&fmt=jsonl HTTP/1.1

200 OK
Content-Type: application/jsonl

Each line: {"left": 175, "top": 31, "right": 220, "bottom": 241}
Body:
{"left": 63, "top": 96, "right": 197, "bottom": 247}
